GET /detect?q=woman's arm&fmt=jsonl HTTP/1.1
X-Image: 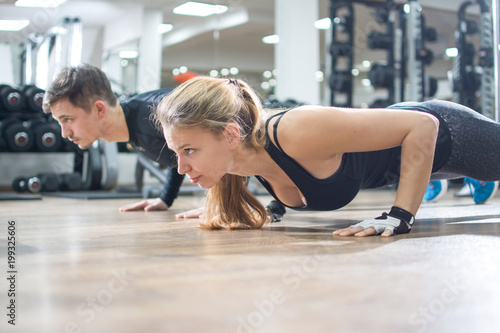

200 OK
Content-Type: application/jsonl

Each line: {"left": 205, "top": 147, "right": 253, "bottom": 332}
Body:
{"left": 278, "top": 106, "right": 440, "bottom": 236}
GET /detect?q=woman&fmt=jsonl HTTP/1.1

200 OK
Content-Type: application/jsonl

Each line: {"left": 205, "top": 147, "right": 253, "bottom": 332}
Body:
{"left": 154, "top": 76, "right": 500, "bottom": 237}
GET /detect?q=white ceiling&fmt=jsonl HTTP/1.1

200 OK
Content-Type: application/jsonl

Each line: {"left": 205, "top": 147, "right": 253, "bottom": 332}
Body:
{"left": 0, "top": 0, "right": 483, "bottom": 76}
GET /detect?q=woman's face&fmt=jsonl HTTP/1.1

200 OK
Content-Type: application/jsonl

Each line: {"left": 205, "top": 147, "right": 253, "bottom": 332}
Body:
{"left": 164, "top": 125, "right": 237, "bottom": 189}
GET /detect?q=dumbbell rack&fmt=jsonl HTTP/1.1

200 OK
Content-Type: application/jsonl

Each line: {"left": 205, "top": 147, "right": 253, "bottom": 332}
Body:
{"left": 0, "top": 84, "right": 119, "bottom": 194}
{"left": 450, "top": 0, "right": 495, "bottom": 119}
{"left": 0, "top": 142, "right": 119, "bottom": 193}
{"left": 329, "top": 0, "right": 405, "bottom": 108}
{"left": 328, "top": 0, "right": 438, "bottom": 108}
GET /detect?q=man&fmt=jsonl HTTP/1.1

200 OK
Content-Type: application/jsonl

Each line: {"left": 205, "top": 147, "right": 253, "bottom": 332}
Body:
{"left": 43, "top": 63, "right": 183, "bottom": 212}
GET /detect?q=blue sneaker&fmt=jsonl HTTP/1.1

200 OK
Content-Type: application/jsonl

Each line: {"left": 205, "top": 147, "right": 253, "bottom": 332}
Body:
{"left": 463, "top": 177, "right": 499, "bottom": 204}
{"left": 423, "top": 180, "right": 448, "bottom": 202}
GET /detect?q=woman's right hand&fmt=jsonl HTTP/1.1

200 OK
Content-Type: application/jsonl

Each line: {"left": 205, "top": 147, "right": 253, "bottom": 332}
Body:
{"left": 175, "top": 206, "right": 204, "bottom": 219}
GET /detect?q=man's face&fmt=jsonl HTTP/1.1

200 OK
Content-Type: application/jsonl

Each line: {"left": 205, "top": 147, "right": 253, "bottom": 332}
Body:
{"left": 50, "top": 98, "right": 101, "bottom": 150}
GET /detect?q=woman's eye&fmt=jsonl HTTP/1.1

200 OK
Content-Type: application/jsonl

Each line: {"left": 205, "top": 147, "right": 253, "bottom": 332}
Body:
{"left": 185, "top": 148, "right": 195, "bottom": 154}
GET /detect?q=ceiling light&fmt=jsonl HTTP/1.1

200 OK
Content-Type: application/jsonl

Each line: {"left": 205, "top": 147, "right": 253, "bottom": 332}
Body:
{"left": 173, "top": 2, "right": 228, "bottom": 17}
{"left": 119, "top": 51, "right": 139, "bottom": 59}
{"left": 15, "top": 0, "right": 67, "bottom": 7}
{"left": 316, "top": 71, "right": 325, "bottom": 82}
{"left": 158, "top": 24, "right": 173, "bottom": 34}
{"left": 262, "top": 35, "right": 279, "bottom": 44}
{"left": 446, "top": 47, "right": 458, "bottom": 58}
{"left": 315, "top": 18, "right": 331, "bottom": 30}
{"left": 0, "top": 19, "right": 30, "bottom": 31}
{"left": 229, "top": 67, "right": 239, "bottom": 75}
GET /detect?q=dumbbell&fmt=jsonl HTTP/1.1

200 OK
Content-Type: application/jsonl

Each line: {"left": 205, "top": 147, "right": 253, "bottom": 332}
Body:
{"left": 14, "top": 173, "right": 60, "bottom": 192}
{"left": 0, "top": 118, "right": 34, "bottom": 152}
{"left": 29, "top": 118, "right": 62, "bottom": 152}
{"left": 368, "top": 63, "right": 394, "bottom": 88}
{"left": 0, "top": 84, "right": 24, "bottom": 113}
{"left": 22, "top": 85, "right": 45, "bottom": 114}
{"left": 36, "top": 173, "right": 62, "bottom": 192}
{"left": 59, "top": 173, "right": 83, "bottom": 191}
{"left": 12, "top": 173, "right": 83, "bottom": 193}
{"left": 424, "top": 76, "right": 438, "bottom": 98}
{"left": 367, "top": 31, "right": 392, "bottom": 50}
{"left": 0, "top": 136, "right": 7, "bottom": 152}
{"left": 12, "top": 176, "right": 42, "bottom": 193}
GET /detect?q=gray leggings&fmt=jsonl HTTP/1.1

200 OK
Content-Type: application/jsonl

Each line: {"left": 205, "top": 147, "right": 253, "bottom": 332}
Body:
{"left": 391, "top": 100, "right": 500, "bottom": 181}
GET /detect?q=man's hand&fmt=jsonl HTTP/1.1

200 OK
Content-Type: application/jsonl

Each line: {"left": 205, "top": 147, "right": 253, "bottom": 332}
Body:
{"left": 119, "top": 198, "right": 168, "bottom": 212}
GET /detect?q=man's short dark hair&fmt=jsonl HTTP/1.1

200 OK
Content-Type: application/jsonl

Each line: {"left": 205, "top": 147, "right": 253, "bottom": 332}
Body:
{"left": 43, "top": 63, "right": 118, "bottom": 113}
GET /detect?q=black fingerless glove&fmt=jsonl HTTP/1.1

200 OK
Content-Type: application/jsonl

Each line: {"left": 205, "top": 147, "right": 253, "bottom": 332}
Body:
{"left": 266, "top": 200, "right": 287, "bottom": 223}
{"left": 382, "top": 206, "right": 415, "bottom": 235}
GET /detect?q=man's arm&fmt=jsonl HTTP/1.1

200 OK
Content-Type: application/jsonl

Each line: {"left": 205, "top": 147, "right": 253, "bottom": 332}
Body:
{"left": 159, "top": 166, "right": 185, "bottom": 207}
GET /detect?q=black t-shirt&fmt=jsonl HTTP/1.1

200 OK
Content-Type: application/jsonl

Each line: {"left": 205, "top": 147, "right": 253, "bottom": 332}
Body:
{"left": 121, "top": 89, "right": 184, "bottom": 206}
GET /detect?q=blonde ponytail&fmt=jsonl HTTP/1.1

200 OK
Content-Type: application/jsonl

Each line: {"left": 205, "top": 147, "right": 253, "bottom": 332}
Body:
{"left": 200, "top": 174, "right": 269, "bottom": 230}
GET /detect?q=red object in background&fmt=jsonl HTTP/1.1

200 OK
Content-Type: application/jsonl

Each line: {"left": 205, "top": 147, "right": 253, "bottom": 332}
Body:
{"left": 173, "top": 71, "right": 199, "bottom": 84}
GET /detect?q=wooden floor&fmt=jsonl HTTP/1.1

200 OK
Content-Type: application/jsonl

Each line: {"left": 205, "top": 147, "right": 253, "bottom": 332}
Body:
{"left": 2, "top": 186, "right": 500, "bottom": 333}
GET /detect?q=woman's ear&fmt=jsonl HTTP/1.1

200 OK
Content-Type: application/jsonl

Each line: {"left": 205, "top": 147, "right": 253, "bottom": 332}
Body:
{"left": 224, "top": 123, "right": 241, "bottom": 149}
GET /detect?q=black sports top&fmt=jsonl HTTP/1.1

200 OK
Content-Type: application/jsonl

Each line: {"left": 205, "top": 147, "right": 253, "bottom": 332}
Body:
{"left": 121, "top": 88, "right": 184, "bottom": 206}
{"left": 255, "top": 104, "right": 451, "bottom": 211}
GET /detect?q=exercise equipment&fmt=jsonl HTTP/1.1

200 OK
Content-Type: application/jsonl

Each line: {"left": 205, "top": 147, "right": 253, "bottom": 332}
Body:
{"left": 493, "top": 0, "right": 500, "bottom": 121}
{"left": 12, "top": 172, "right": 83, "bottom": 193}
{"left": 29, "top": 118, "right": 63, "bottom": 152}
{"left": 329, "top": 0, "right": 405, "bottom": 107}
{"left": 59, "top": 172, "right": 83, "bottom": 191}
{"left": 134, "top": 152, "right": 207, "bottom": 199}
{"left": 328, "top": 0, "right": 438, "bottom": 107}
{"left": 72, "top": 140, "right": 118, "bottom": 191}
{"left": 477, "top": 0, "right": 494, "bottom": 119}
{"left": 0, "top": 85, "right": 24, "bottom": 113}
{"left": 0, "top": 118, "right": 34, "bottom": 152}
{"left": 22, "top": 85, "right": 45, "bottom": 114}
{"left": 329, "top": 1, "right": 354, "bottom": 107}
{"left": 406, "top": 0, "right": 438, "bottom": 102}
{"left": 36, "top": 173, "right": 61, "bottom": 192}
{"left": 368, "top": 63, "right": 394, "bottom": 89}
{"left": 12, "top": 176, "right": 41, "bottom": 193}
{"left": 449, "top": 0, "right": 494, "bottom": 117}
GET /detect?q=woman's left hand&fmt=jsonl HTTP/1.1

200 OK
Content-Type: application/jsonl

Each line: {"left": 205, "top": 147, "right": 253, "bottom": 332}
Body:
{"left": 333, "top": 207, "right": 415, "bottom": 237}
